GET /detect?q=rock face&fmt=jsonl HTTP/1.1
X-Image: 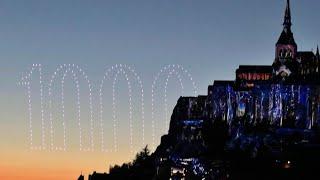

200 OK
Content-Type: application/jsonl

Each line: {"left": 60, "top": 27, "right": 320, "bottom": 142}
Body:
{"left": 152, "top": 1, "right": 320, "bottom": 175}
{"left": 152, "top": 91, "right": 320, "bottom": 180}
{"left": 87, "top": 1, "right": 320, "bottom": 179}
{"left": 153, "top": 96, "right": 218, "bottom": 179}
{"left": 154, "top": 96, "right": 208, "bottom": 158}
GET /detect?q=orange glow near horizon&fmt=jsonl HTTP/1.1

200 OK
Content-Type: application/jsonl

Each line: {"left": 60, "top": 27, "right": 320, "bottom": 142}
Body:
{"left": 0, "top": 148, "right": 139, "bottom": 180}
{"left": 0, "top": 122, "right": 147, "bottom": 180}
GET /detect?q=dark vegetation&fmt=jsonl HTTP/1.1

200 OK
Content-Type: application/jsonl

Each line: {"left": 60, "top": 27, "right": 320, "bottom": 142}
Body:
{"left": 107, "top": 146, "right": 156, "bottom": 180}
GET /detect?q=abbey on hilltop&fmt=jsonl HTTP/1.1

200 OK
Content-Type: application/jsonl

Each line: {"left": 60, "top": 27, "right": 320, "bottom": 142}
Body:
{"left": 208, "top": 0, "right": 320, "bottom": 129}
{"left": 84, "top": 1, "right": 320, "bottom": 179}
{"left": 153, "top": 0, "right": 320, "bottom": 179}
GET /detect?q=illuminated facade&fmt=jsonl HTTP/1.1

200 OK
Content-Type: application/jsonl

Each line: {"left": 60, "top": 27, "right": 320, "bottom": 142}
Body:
{"left": 154, "top": 1, "right": 320, "bottom": 178}
{"left": 208, "top": 0, "right": 320, "bottom": 131}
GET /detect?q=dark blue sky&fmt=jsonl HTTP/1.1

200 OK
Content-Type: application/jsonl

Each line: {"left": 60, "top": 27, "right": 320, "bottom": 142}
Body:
{"left": 1, "top": 1, "right": 320, "bottom": 178}
{"left": 1, "top": 0, "right": 320, "bottom": 92}
{"left": 2, "top": 0, "right": 320, "bottom": 134}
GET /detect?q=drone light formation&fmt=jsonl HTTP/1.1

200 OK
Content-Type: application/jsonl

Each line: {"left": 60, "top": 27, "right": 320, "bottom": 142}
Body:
{"left": 99, "top": 64, "right": 145, "bottom": 153}
{"left": 151, "top": 64, "right": 198, "bottom": 149}
{"left": 19, "top": 64, "right": 197, "bottom": 153}
{"left": 47, "top": 64, "right": 94, "bottom": 151}
{"left": 19, "top": 64, "right": 45, "bottom": 150}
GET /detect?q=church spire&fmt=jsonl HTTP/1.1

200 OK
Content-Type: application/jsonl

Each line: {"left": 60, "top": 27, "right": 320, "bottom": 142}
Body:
{"left": 283, "top": 0, "right": 292, "bottom": 32}
{"left": 276, "top": 0, "right": 296, "bottom": 46}
{"left": 316, "top": 45, "right": 320, "bottom": 59}
{"left": 275, "top": 0, "right": 297, "bottom": 60}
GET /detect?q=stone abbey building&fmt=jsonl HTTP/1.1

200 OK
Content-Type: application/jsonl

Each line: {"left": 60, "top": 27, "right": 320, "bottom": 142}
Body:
{"left": 154, "top": 1, "right": 320, "bottom": 178}
{"left": 206, "top": 0, "right": 320, "bottom": 131}
{"left": 86, "top": 1, "right": 320, "bottom": 179}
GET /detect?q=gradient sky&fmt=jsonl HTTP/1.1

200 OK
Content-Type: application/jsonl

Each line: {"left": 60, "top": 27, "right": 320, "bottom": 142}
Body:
{"left": 1, "top": 0, "right": 320, "bottom": 179}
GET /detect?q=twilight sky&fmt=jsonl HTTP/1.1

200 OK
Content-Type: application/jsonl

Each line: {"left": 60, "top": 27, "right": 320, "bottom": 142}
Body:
{"left": 1, "top": 0, "right": 320, "bottom": 179}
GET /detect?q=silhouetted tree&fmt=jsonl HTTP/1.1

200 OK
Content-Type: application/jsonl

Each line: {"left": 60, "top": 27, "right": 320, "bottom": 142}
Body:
{"left": 133, "top": 145, "right": 150, "bottom": 166}
{"left": 108, "top": 146, "right": 155, "bottom": 180}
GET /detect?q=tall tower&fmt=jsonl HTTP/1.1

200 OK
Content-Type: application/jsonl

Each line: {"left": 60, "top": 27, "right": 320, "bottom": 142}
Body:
{"left": 276, "top": 0, "right": 297, "bottom": 59}
{"left": 273, "top": 0, "right": 298, "bottom": 81}
{"left": 276, "top": 0, "right": 297, "bottom": 60}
